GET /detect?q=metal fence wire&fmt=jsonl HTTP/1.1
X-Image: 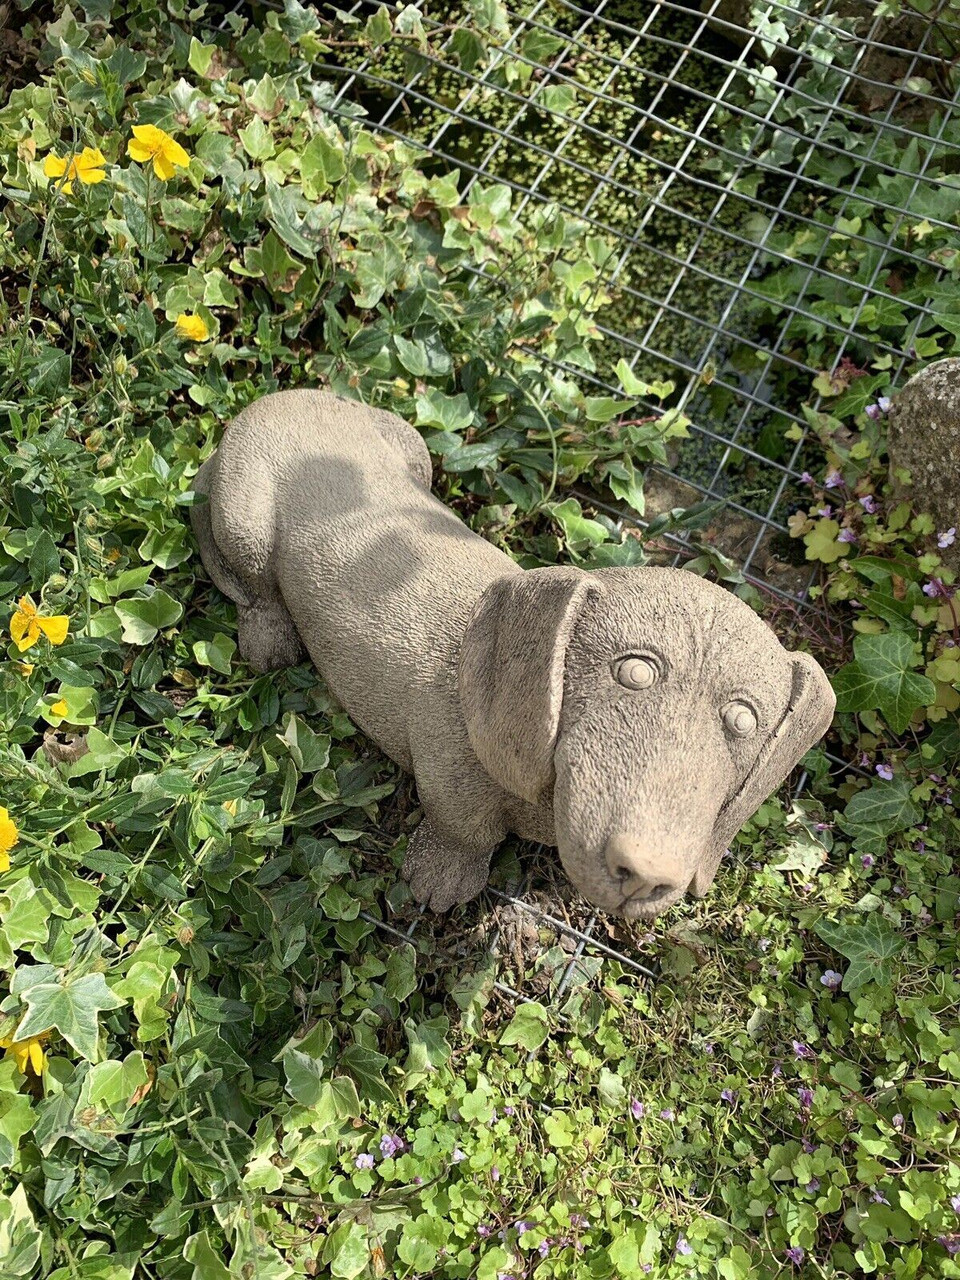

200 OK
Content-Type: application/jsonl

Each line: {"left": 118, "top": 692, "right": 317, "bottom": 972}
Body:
{"left": 312, "top": 0, "right": 960, "bottom": 1004}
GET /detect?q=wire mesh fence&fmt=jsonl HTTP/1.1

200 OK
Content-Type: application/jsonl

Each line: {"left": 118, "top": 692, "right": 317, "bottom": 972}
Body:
{"left": 316, "top": 0, "right": 960, "bottom": 1005}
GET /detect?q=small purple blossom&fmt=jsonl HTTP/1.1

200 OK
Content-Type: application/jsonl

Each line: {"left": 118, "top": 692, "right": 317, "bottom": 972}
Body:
{"left": 838, "top": 527, "right": 857, "bottom": 544}
{"left": 915, "top": 839, "right": 926, "bottom": 853}
{"left": 721, "top": 1088, "right": 736, "bottom": 1103}
{"left": 878, "top": 395, "right": 892, "bottom": 413}
{"left": 806, "top": 1178, "right": 821, "bottom": 1193}
{"left": 924, "top": 577, "right": 951, "bottom": 598}
{"left": 491, "top": 1165, "right": 500, "bottom": 1182}
{"left": 870, "top": 1188, "right": 890, "bottom": 1205}
{"left": 824, "top": 470, "right": 843, "bottom": 489}
{"left": 892, "top": 1113, "right": 904, "bottom": 1130}
{"left": 772, "top": 1063, "right": 783, "bottom": 1079}
{"left": 538, "top": 1241, "right": 551, "bottom": 1258}
{"left": 800, "top": 471, "right": 814, "bottom": 484}
{"left": 675, "top": 1236, "right": 693, "bottom": 1256}
{"left": 785, "top": 1245, "right": 805, "bottom": 1265}
{"left": 514, "top": 1220, "right": 531, "bottom": 1236}
{"left": 859, "top": 494, "right": 879, "bottom": 513}
{"left": 792, "top": 1040, "right": 816, "bottom": 1061}
{"left": 798, "top": 1087, "right": 814, "bottom": 1111}
{"left": 630, "top": 1098, "right": 645, "bottom": 1119}
{"left": 759, "top": 937, "right": 771, "bottom": 952}
{"left": 865, "top": 403, "right": 882, "bottom": 421}
{"left": 660, "top": 1107, "right": 675, "bottom": 1121}
{"left": 802, "top": 1137, "right": 815, "bottom": 1154}
{"left": 876, "top": 762, "right": 894, "bottom": 781}
{"left": 477, "top": 1225, "right": 491, "bottom": 1238}
{"left": 704, "top": 1041, "right": 714, "bottom": 1055}
{"left": 817, "top": 505, "right": 833, "bottom": 518}
{"left": 951, "top": 1194, "right": 960, "bottom": 1213}
{"left": 355, "top": 1152, "right": 374, "bottom": 1170}
{"left": 452, "top": 1147, "right": 466, "bottom": 1163}
{"left": 939, "top": 527, "right": 957, "bottom": 549}
{"left": 938, "top": 1236, "right": 960, "bottom": 1256}
{"left": 379, "top": 1133, "right": 404, "bottom": 1158}
{"left": 862, "top": 854, "right": 874, "bottom": 869}
{"left": 569, "top": 1213, "right": 589, "bottom": 1228}
{"left": 821, "top": 969, "right": 842, "bottom": 990}
{"left": 503, "top": 1105, "right": 515, "bottom": 1117}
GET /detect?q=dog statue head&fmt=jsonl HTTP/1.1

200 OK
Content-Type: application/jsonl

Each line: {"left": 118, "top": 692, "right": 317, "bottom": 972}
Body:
{"left": 459, "top": 566, "right": 835, "bottom": 919}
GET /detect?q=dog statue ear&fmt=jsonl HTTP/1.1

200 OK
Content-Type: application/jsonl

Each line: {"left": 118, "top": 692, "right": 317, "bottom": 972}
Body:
{"left": 459, "top": 567, "right": 600, "bottom": 805}
{"left": 691, "top": 651, "right": 836, "bottom": 896}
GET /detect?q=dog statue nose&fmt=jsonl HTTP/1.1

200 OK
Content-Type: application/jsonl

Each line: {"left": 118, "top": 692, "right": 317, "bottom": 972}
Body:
{"left": 604, "top": 835, "right": 686, "bottom": 901}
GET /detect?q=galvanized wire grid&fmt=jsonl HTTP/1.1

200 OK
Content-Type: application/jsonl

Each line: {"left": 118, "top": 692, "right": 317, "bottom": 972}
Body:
{"left": 300, "top": 2, "right": 959, "bottom": 1001}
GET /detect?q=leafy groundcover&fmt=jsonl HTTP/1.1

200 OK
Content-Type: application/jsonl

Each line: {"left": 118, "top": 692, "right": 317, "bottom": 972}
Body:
{"left": 0, "top": 4, "right": 958, "bottom": 1279}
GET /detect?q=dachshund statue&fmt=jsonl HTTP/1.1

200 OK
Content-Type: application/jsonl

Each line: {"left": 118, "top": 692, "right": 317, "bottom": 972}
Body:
{"left": 191, "top": 390, "right": 835, "bottom": 920}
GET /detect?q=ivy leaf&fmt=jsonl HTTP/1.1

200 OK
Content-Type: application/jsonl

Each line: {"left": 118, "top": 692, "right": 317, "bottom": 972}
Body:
{"left": 115, "top": 591, "right": 183, "bottom": 644}
{"left": 814, "top": 916, "right": 905, "bottom": 990}
{"left": 833, "top": 632, "right": 936, "bottom": 734}
{"left": 803, "top": 517, "right": 846, "bottom": 563}
{"left": 842, "top": 776, "right": 922, "bottom": 835}
{"left": 14, "top": 972, "right": 126, "bottom": 1063}
{"left": 499, "top": 1001, "right": 549, "bottom": 1051}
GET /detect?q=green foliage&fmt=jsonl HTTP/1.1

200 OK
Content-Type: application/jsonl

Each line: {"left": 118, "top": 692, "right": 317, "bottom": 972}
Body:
{"left": 0, "top": 4, "right": 956, "bottom": 1280}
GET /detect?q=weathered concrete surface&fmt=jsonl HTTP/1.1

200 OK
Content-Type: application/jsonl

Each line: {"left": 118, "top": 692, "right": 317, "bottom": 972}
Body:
{"left": 192, "top": 389, "right": 835, "bottom": 920}
{"left": 887, "top": 359, "right": 960, "bottom": 574}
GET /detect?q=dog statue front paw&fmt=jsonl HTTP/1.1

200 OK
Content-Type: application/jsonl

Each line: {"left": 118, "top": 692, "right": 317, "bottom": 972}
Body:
{"left": 401, "top": 819, "right": 492, "bottom": 912}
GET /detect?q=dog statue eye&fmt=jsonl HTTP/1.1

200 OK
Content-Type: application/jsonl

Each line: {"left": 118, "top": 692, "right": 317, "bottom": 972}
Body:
{"left": 614, "top": 655, "right": 659, "bottom": 691}
{"left": 722, "top": 701, "right": 758, "bottom": 738}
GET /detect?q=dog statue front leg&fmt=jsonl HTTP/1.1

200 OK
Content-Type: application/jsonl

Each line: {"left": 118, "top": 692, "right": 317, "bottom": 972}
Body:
{"left": 401, "top": 811, "right": 502, "bottom": 912}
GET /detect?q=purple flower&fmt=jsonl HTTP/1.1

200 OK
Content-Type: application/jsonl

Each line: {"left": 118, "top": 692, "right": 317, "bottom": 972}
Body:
{"left": 821, "top": 969, "right": 842, "bottom": 990}
{"left": 951, "top": 1194, "right": 960, "bottom": 1213}
{"left": 538, "top": 1241, "right": 551, "bottom": 1258}
{"left": 838, "top": 527, "right": 857, "bottom": 544}
{"left": 477, "top": 1225, "right": 491, "bottom": 1238}
{"left": 379, "top": 1133, "right": 404, "bottom": 1158}
{"left": 759, "top": 937, "right": 771, "bottom": 952}
{"left": 824, "top": 470, "right": 843, "bottom": 488}
{"left": 569, "top": 1213, "right": 589, "bottom": 1228}
{"left": 721, "top": 1088, "right": 736, "bottom": 1103}
{"left": 924, "top": 578, "right": 947, "bottom": 598}
{"left": 514, "top": 1220, "right": 531, "bottom": 1235}
{"left": 939, "top": 1236, "right": 960, "bottom": 1256}
{"left": 355, "top": 1152, "right": 374, "bottom": 1170}
{"left": 630, "top": 1098, "right": 645, "bottom": 1119}
{"left": 862, "top": 854, "right": 874, "bottom": 869}
{"left": 817, "top": 505, "right": 833, "bottom": 518}
{"left": 792, "top": 1040, "right": 815, "bottom": 1060}
{"left": 675, "top": 1236, "right": 693, "bottom": 1256}
{"left": 802, "top": 1137, "right": 815, "bottom": 1154}
{"left": 660, "top": 1107, "right": 675, "bottom": 1121}
{"left": 491, "top": 1165, "right": 500, "bottom": 1182}
{"left": 800, "top": 471, "right": 814, "bottom": 484}
{"left": 503, "top": 1105, "right": 515, "bottom": 1117}
{"left": 865, "top": 403, "right": 882, "bottom": 421}
{"left": 892, "top": 1113, "right": 904, "bottom": 1130}
{"left": 452, "top": 1147, "right": 466, "bottom": 1163}
{"left": 859, "top": 494, "right": 878, "bottom": 513}
{"left": 878, "top": 396, "right": 892, "bottom": 413}
{"left": 785, "top": 1245, "right": 805, "bottom": 1265}
{"left": 704, "top": 1041, "right": 714, "bottom": 1055}
{"left": 870, "top": 1188, "right": 889, "bottom": 1205}
{"left": 798, "top": 1087, "right": 814, "bottom": 1110}
{"left": 939, "top": 527, "right": 957, "bottom": 549}
{"left": 806, "top": 1178, "right": 821, "bottom": 1193}
{"left": 876, "top": 762, "right": 894, "bottom": 780}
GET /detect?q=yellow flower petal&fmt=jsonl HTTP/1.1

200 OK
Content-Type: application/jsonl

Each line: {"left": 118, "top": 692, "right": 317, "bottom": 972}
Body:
{"left": 127, "top": 137, "right": 154, "bottom": 163}
{"left": 0, "top": 809, "right": 17, "bottom": 857}
{"left": 17, "top": 596, "right": 37, "bottom": 618}
{"left": 43, "top": 154, "right": 67, "bottom": 177}
{"left": 28, "top": 1039, "right": 47, "bottom": 1075}
{"left": 37, "top": 615, "right": 69, "bottom": 646}
{"left": 50, "top": 699, "right": 68, "bottom": 717}
{"left": 153, "top": 153, "right": 176, "bottom": 181}
{"left": 161, "top": 136, "right": 190, "bottom": 169}
{"left": 0, "top": 849, "right": 9, "bottom": 874}
{"left": 10, "top": 611, "right": 39, "bottom": 652}
{"left": 175, "top": 314, "right": 209, "bottom": 342}
{"left": 15, "top": 662, "right": 34, "bottom": 677}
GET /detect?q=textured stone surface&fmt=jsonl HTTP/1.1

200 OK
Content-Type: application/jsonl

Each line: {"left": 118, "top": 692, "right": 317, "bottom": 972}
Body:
{"left": 192, "top": 390, "right": 835, "bottom": 920}
{"left": 887, "top": 359, "right": 960, "bottom": 574}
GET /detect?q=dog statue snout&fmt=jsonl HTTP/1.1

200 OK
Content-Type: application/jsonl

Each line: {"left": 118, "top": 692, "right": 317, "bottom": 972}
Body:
{"left": 604, "top": 835, "right": 688, "bottom": 903}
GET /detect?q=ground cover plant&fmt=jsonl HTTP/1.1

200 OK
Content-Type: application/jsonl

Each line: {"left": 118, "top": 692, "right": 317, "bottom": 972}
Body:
{"left": 0, "top": 3, "right": 958, "bottom": 1278}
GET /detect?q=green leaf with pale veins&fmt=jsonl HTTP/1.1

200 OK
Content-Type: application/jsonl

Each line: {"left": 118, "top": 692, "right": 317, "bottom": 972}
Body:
{"left": 832, "top": 631, "right": 935, "bottom": 734}
{"left": 814, "top": 915, "right": 905, "bottom": 991}
{"left": 13, "top": 972, "right": 126, "bottom": 1063}
{"left": 842, "top": 776, "right": 922, "bottom": 835}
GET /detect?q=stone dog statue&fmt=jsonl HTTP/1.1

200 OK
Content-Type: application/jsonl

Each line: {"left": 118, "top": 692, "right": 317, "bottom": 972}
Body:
{"left": 191, "top": 390, "right": 835, "bottom": 920}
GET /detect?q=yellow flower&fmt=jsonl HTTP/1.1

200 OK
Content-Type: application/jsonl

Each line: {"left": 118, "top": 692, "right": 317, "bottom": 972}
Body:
{"left": 50, "top": 698, "right": 69, "bottom": 717}
{"left": 174, "top": 313, "right": 210, "bottom": 342}
{"left": 0, "top": 1032, "right": 48, "bottom": 1076}
{"left": 43, "top": 146, "right": 107, "bottom": 195}
{"left": 9, "top": 596, "right": 69, "bottom": 652}
{"left": 0, "top": 806, "right": 17, "bottom": 873}
{"left": 127, "top": 124, "right": 190, "bottom": 180}
{"left": 15, "top": 662, "right": 34, "bottom": 677}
